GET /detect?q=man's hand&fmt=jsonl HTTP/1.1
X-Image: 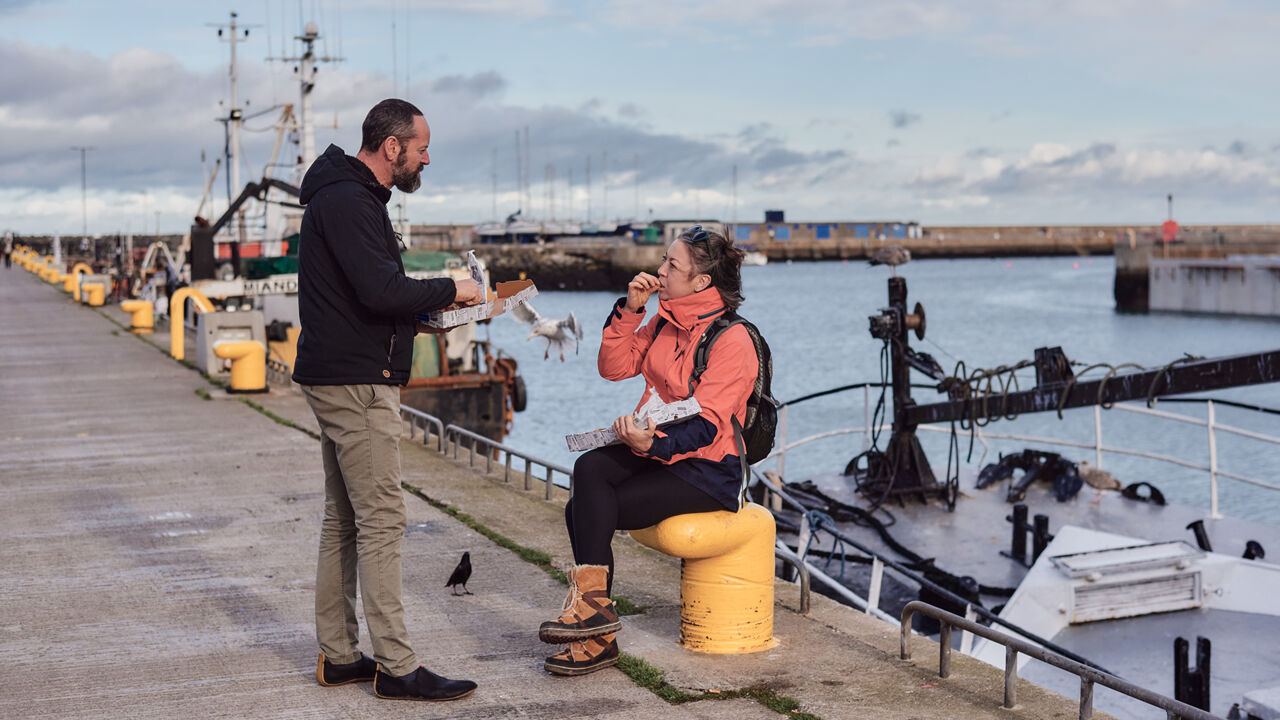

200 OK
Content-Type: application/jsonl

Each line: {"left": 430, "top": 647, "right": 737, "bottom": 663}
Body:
{"left": 453, "top": 278, "right": 483, "bottom": 306}
{"left": 613, "top": 414, "right": 655, "bottom": 453}
{"left": 625, "top": 272, "right": 660, "bottom": 313}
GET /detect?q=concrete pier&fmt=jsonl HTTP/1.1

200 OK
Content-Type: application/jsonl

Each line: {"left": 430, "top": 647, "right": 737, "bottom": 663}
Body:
{"left": 1150, "top": 254, "right": 1280, "bottom": 317}
{"left": 0, "top": 266, "right": 1106, "bottom": 719}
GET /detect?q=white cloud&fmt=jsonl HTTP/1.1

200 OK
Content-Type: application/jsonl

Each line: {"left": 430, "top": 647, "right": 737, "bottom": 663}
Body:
{"left": 600, "top": 0, "right": 966, "bottom": 38}
{"left": 902, "top": 140, "right": 1280, "bottom": 223}
{"left": 349, "top": 0, "right": 554, "bottom": 19}
{"left": 0, "top": 38, "right": 853, "bottom": 232}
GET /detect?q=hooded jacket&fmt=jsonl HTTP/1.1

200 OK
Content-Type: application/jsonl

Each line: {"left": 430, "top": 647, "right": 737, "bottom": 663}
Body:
{"left": 598, "top": 288, "right": 758, "bottom": 510}
{"left": 291, "top": 144, "right": 456, "bottom": 386}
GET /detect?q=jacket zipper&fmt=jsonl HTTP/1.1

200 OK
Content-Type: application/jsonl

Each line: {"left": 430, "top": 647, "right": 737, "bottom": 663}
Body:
{"left": 387, "top": 333, "right": 396, "bottom": 367}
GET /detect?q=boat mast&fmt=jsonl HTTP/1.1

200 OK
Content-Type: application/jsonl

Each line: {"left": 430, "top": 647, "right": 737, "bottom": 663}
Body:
{"left": 271, "top": 21, "right": 342, "bottom": 180}
{"left": 210, "top": 11, "right": 256, "bottom": 240}
{"left": 208, "top": 11, "right": 248, "bottom": 204}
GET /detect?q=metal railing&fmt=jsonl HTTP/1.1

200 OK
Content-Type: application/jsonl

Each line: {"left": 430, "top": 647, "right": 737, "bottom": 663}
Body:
{"left": 265, "top": 357, "right": 291, "bottom": 385}
{"left": 443, "top": 424, "right": 574, "bottom": 500}
{"left": 400, "top": 406, "right": 445, "bottom": 452}
{"left": 398, "top": 407, "right": 573, "bottom": 499}
{"left": 773, "top": 542, "right": 811, "bottom": 615}
{"left": 761, "top": 479, "right": 1107, "bottom": 671}
{"left": 767, "top": 383, "right": 1280, "bottom": 519}
{"left": 899, "top": 601, "right": 1223, "bottom": 720}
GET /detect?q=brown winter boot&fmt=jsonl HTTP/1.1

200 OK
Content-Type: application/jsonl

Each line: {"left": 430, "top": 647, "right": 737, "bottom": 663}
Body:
{"left": 538, "top": 565, "right": 621, "bottom": 643}
{"left": 544, "top": 633, "right": 619, "bottom": 676}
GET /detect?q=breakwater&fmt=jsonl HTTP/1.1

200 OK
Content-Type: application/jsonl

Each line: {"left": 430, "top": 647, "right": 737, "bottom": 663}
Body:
{"left": 1113, "top": 224, "right": 1280, "bottom": 312}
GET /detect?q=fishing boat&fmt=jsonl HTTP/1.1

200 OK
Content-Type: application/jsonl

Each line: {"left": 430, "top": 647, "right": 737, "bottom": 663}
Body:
{"left": 118, "top": 15, "right": 529, "bottom": 444}
{"left": 755, "top": 275, "right": 1280, "bottom": 719}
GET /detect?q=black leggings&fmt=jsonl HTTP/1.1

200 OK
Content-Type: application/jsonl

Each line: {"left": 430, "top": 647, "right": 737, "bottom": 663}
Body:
{"left": 566, "top": 445, "right": 724, "bottom": 591}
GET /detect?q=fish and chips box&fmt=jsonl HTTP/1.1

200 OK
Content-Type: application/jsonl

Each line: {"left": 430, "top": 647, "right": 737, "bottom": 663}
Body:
{"left": 416, "top": 279, "right": 538, "bottom": 330}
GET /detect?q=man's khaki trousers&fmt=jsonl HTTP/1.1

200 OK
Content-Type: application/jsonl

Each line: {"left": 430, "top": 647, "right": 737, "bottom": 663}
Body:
{"left": 301, "top": 384, "right": 417, "bottom": 677}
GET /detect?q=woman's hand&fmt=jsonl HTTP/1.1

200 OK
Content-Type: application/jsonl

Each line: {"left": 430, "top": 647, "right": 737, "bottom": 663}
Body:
{"left": 613, "top": 414, "right": 656, "bottom": 453}
{"left": 624, "top": 272, "right": 660, "bottom": 313}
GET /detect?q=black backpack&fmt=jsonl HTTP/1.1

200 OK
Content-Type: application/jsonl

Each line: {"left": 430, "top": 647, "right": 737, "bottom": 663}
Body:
{"left": 656, "top": 311, "right": 779, "bottom": 465}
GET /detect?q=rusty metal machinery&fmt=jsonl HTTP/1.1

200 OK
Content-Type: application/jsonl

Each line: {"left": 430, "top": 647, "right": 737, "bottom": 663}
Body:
{"left": 856, "top": 276, "right": 1280, "bottom": 511}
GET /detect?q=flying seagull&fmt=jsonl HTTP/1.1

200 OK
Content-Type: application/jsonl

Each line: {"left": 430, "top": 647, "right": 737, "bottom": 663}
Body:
{"left": 510, "top": 301, "right": 584, "bottom": 361}
{"left": 446, "top": 551, "right": 472, "bottom": 595}
{"left": 869, "top": 246, "right": 911, "bottom": 276}
{"left": 1078, "top": 461, "right": 1122, "bottom": 503}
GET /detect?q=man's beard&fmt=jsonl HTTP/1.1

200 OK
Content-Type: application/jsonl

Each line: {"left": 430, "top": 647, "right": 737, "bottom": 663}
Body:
{"left": 391, "top": 149, "right": 422, "bottom": 193}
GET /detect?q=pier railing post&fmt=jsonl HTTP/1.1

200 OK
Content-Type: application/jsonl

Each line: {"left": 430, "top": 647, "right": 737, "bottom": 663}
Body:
{"left": 1004, "top": 645, "right": 1018, "bottom": 708}
{"left": 1093, "top": 405, "right": 1103, "bottom": 468}
{"left": 939, "top": 622, "right": 952, "bottom": 678}
{"left": 866, "top": 556, "right": 883, "bottom": 616}
{"left": 1080, "top": 677, "right": 1094, "bottom": 720}
{"left": 1207, "top": 400, "right": 1220, "bottom": 519}
{"left": 777, "top": 404, "right": 788, "bottom": 480}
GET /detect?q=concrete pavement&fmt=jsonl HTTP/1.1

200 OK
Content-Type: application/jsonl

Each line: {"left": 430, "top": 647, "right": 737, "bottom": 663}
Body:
{"left": 0, "top": 266, "right": 1103, "bottom": 719}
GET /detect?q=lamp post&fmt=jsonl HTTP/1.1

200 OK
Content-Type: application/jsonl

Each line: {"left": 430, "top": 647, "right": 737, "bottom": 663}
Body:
{"left": 70, "top": 146, "right": 95, "bottom": 238}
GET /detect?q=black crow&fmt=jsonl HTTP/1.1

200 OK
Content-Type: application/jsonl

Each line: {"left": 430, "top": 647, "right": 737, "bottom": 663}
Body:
{"left": 446, "top": 551, "right": 472, "bottom": 595}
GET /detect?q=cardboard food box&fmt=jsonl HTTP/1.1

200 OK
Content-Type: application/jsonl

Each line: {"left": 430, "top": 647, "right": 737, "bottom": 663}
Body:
{"left": 416, "top": 279, "right": 538, "bottom": 330}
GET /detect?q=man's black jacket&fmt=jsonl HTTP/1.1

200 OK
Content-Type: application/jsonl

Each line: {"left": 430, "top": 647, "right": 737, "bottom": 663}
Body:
{"left": 291, "top": 144, "right": 455, "bottom": 386}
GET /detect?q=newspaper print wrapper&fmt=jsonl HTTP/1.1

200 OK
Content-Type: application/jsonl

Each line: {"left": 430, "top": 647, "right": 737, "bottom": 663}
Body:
{"left": 565, "top": 389, "right": 702, "bottom": 452}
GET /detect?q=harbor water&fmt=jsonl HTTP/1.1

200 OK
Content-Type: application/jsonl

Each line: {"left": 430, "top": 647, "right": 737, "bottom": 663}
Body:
{"left": 481, "top": 256, "right": 1280, "bottom": 526}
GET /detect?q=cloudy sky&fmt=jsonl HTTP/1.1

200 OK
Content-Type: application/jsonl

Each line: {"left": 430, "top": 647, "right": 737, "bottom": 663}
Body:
{"left": 3, "top": 0, "right": 1280, "bottom": 235}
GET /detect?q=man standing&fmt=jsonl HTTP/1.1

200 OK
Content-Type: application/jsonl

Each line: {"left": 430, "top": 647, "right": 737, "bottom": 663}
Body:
{"left": 293, "top": 98, "right": 480, "bottom": 702}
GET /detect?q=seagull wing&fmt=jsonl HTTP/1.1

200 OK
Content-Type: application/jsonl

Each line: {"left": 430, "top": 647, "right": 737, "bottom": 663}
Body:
{"left": 510, "top": 300, "right": 540, "bottom": 326}
{"left": 563, "top": 311, "right": 584, "bottom": 341}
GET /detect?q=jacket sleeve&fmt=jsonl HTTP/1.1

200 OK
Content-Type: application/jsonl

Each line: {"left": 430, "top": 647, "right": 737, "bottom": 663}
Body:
{"left": 317, "top": 191, "right": 456, "bottom": 316}
{"left": 645, "top": 324, "right": 758, "bottom": 461}
{"left": 597, "top": 298, "right": 657, "bottom": 381}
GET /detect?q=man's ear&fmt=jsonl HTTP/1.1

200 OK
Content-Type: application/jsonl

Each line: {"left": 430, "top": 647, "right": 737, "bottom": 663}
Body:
{"left": 381, "top": 135, "right": 399, "bottom": 162}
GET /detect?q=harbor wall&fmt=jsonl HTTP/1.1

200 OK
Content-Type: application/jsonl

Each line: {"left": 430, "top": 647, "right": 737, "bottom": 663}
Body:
{"left": 1114, "top": 225, "right": 1280, "bottom": 312}
{"left": 1149, "top": 255, "right": 1280, "bottom": 317}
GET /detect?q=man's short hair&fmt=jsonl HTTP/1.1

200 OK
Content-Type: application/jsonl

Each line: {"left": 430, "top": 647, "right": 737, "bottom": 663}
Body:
{"left": 361, "top": 98, "right": 424, "bottom": 153}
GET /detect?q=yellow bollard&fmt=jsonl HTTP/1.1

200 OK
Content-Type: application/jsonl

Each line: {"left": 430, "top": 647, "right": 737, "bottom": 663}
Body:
{"left": 630, "top": 503, "right": 777, "bottom": 654}
{"left": 67, "top": 263, "right": 94, "bottom": 298}
{"left": 83, "top": 283, "right": 106, "bottom": 307}
{"left": 120, "top": 300, "right": 155, "bottom": 334}
{"left": 167, "top": 287, "right": 215, "bottom": 360}
{"left": 213, "top": 340, "right": 267, "bottom": 393}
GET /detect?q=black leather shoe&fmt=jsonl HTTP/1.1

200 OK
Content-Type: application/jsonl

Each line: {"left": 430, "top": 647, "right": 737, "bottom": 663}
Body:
{"left": 374, "top": 665, "right": 477, "bottom": 702}
{"left": 316, "top": 652, "right": 378, "bottom": 686}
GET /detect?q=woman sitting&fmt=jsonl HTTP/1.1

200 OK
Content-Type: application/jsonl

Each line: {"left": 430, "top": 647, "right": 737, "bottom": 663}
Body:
{"left": 539, "top": 226, "right": 757, "bottom": 676}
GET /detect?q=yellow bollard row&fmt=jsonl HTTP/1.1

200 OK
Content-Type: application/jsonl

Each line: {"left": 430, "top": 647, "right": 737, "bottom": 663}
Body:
{"left": 14, "top": 246, "right": 271, "bottom": 393}
{"left": 213, "top": 340, "right": 268, "bottom": 393}
{"left": 120, "top": 300, "right": 155, "bottom": 334}
{"left": 67, "top": 263, "right": 93, "bottom": 299}
{"left": 168, "top": 287, "right": 215, "bottom": 361}
{"left": 82, "top": 283, "right": 105, "bottom": 307}
{"left": 630, "top": 503, "right": 777, "bottom": 654}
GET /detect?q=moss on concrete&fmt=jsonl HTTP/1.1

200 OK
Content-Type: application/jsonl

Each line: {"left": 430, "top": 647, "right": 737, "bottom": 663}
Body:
{"left": 402, "top": 483, "right": 569, "bottom": 586}
{"left": 617, "top": 653, "right": 823, "bottom": 719}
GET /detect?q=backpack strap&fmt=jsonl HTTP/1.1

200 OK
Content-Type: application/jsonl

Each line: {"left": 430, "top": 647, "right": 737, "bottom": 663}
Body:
{"left": 687, "top": 310, "right": 743, "bottom": 396}
{"left": 651, "top": 316, "right": 668, "bottom": 338}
